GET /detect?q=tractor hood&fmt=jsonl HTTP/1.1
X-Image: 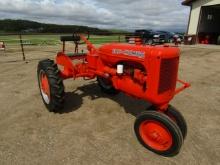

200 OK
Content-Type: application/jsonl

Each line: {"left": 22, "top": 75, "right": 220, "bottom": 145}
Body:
{"left": 98, "top": 43, "right": 180, "bottom": 66}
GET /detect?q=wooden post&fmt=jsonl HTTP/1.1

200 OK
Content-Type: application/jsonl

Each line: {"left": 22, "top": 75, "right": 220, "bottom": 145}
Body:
{"left": 19, "top": 34, "right": 26, "bottom": 61}
{"left": 62, "top": 41, "right": 65, "bottom": 53}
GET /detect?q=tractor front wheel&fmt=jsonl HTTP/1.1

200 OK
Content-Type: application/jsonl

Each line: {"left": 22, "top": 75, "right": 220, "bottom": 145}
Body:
{"left": 37, "top": 59, "right": 65, "bottom": 112}
{"left": 166, "top": 105, "right": 187, "bottom": 139}
{"left": 134, "top": 111, "right": 183, "bottom": 157}
{"left": 97, "top": 76, "right": 119, "bottom": 95}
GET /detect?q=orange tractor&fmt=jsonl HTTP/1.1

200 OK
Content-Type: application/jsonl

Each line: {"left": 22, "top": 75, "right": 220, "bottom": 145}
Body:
{"left": 37, "top": 34, "right": 190, "bottom": 156}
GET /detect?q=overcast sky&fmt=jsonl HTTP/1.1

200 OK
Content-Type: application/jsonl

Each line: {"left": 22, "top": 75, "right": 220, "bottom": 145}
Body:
{"left": 0, "top": 0, "right": 190, "bottom": 31}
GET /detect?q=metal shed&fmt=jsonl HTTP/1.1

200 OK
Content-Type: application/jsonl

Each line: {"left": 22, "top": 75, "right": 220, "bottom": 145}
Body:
{"left": 183, "top": 0, "right": 220, "bottom": 44}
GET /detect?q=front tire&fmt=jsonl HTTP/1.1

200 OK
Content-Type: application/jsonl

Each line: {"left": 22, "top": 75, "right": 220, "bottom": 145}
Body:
{"left": 166, "top": 105, "right": 187, "bottom": 139}
{"left": 134, "top": 111, "right": 183, "bottom": 157}
{"left": 37, "top": 59, "right": 65, "bottom": 112}
{"left": 97, "top": 76, "right": 119, "bottom": 95}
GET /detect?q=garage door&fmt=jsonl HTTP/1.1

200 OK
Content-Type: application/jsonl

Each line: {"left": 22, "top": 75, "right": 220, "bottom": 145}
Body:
{"left": 198, "top": 5, "right": 220, "bottom": 44}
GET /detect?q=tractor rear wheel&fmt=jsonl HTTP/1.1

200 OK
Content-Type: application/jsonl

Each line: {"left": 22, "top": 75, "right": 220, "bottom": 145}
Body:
{"left": 166, "top": 105, "right": 187, "bottom": 139}
{"left": 134, "top": 111, "right": 183, "bottom": 157}
{"left": 97, "top": 76, "right": 119, "bottom": 95}
{"left": 37, "top": 59, "right": 65, "bottom": 112}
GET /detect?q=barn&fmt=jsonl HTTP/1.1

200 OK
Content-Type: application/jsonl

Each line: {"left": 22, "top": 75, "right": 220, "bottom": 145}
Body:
{"left": 182, "top": 0, "right": 220, "bottom": 44}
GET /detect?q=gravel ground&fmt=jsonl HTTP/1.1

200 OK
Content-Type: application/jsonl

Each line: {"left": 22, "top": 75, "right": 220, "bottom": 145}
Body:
{"left": 0, "top": 44, "right": 219, "bottom": 165}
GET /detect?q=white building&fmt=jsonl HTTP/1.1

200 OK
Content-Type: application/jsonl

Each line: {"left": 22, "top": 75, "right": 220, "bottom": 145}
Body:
{"left": 182, "top": 0, "right": 220, "bottom": 44}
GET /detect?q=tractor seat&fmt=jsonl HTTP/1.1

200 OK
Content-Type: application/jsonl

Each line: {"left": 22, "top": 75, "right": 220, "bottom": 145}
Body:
{"left": 66, "top": 53, "right": 86, "bottom": 57}
{"left": 60, "top": 35, "right": 80, "bottom": 42}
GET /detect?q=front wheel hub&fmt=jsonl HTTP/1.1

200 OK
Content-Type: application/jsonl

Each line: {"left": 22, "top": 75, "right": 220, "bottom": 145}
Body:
{"left": 39, "top": 71, "right": 50, "bottom": 104}
{"left": 139, "top": 120, "right": 173, "bottom": 151}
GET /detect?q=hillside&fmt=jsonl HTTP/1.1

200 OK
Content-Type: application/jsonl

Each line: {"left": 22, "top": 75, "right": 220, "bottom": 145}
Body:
{"left": 0, "top": 19, "right": 112, "bottom": 34}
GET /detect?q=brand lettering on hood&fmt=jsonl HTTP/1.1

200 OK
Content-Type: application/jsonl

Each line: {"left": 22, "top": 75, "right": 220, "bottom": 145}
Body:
{"left": 112, "top": 49, "right": 145, "bottom": 58}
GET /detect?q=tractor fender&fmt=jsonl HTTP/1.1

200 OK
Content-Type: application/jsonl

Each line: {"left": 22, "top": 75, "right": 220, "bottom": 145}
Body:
{"left": 56, "top": 52, "right": 76, "bottom": 79}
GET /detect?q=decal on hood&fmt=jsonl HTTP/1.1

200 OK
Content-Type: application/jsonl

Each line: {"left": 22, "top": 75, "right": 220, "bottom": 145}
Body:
{"left": 112, "top": 49, "right": 145, "bottom": 58}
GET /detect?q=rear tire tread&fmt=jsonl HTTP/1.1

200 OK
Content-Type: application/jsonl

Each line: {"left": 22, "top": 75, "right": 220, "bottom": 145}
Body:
{"left": 37, "top": 59, "right": 65, "bottom": 112}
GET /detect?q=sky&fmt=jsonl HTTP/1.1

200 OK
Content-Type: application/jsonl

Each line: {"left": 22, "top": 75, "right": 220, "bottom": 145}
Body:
{"left": 0, "top": 0, "right": 190, "bottom": 32}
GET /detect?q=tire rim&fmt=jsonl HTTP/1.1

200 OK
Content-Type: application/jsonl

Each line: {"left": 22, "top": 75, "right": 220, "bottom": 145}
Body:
{"left": 139, "top": 120, "right": 173, "bottom": 151}
{"left": 39, "top": 71, "right": 50, "bottom": 104}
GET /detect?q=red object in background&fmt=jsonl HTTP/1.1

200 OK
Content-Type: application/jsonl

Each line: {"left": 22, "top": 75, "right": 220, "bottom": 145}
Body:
{"left": 0, "top": 41, "right": 5, "bottom": 50}
{"left": 199, "top": 35, "right": 210, "bottom": 44}
{"left": 201, "top": 39, "right": 209, "bottom": 44}
{"left": 200, "top": 38, "right": 209, "bottom": 44}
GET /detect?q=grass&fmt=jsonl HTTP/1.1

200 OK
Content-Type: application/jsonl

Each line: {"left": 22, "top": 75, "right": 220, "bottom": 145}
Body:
{"left": 89, "top": 35, "right": 125, "bottom": 44}
{"left": 0, "top": 34, "right": 126, "bottom": 45}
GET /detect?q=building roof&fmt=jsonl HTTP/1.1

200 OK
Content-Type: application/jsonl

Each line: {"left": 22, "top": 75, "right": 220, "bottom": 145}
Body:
{"left": 182, "top": 0, "right": 196, "bottom": 6}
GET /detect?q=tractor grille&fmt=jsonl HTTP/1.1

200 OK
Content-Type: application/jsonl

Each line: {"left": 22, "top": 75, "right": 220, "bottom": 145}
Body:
{"left": 158, "top": 57, "right": 179, "bottom": 94}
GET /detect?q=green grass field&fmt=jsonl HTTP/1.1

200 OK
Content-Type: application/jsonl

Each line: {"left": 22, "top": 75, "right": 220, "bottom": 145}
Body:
{"left": 0, "top": 34, "right": 126, "bottom": 45}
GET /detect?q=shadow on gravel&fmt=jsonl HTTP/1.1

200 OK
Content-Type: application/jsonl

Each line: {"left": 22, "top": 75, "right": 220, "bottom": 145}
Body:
{"left": 59, "top": 81, "right": 152, "bottom": 116}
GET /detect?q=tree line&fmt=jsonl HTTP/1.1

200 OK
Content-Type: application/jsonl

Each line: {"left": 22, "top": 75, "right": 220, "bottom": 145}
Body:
{"left": 0, "top": 19, "right": 112, "bottom": 34}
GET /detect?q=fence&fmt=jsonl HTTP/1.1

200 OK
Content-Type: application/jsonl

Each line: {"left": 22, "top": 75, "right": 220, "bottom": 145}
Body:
{"left": 0, "top": 33, "right": 128, "bottom": 62}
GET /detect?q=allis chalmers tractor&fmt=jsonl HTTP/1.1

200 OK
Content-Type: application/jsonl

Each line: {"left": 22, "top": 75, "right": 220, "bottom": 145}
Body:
{"left": 37, "top": 34, "right": 190, "bottom": 157}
